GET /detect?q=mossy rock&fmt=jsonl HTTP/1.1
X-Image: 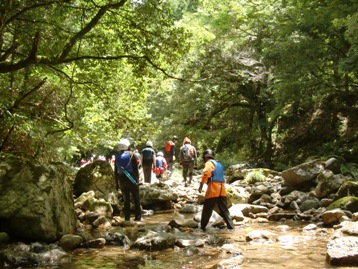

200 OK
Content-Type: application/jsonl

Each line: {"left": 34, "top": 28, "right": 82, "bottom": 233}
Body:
{"left": 334, "top": 181, "right": 358, "bottom": 200}
{"left": 327, "top": 196, "right": 358, "bottom": 213}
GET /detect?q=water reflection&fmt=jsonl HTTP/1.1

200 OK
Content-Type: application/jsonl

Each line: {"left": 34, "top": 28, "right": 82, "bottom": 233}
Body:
{"left": 35, "top": 212, "right": 349, "bottom": 269}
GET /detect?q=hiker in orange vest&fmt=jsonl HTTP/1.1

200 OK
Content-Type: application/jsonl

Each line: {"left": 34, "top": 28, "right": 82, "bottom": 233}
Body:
{"left": 198, "top": 149, "right": 234, "bottom": 230}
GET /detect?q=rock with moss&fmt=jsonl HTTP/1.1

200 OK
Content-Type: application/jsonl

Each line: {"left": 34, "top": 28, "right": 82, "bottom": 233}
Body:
{"left": 327, "top": 196, "right": 358, "bottom": 213}
{"left": 0, "top": 154, "right": 76, "bottom": 242}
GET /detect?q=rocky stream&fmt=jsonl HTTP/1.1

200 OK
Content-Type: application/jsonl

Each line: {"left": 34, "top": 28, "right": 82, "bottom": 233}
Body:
{"left": 0, "top": 155, "right": 358, "bottom": 268}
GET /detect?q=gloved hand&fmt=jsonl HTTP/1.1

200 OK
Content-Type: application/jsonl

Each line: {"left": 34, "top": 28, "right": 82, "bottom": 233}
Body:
{"left": 198, "top": 183, "right": 203, "bottom": 193}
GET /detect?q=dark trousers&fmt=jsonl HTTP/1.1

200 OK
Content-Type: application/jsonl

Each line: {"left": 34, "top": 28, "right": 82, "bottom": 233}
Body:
{"left": 182, "top": 161, "right": 194, "bottom": 184}
{"left": 201, "top": 196, "right": 234, "bottom": 230}
{"left": 142, "top": 164, "right": 153, "bottom": 183}
{"left": 120, "top": 177, "right": 141, "bottom": 221}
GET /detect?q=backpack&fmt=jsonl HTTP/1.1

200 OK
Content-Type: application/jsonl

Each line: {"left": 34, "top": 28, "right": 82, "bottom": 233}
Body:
{"left": 142, "top": 147, "right": 154, "bottom": 160}
{"left": 165, "top": 141, "right": 171, "bottom": 152}
{"left": 181, "top": 144, "right": 194, "bottom": 161}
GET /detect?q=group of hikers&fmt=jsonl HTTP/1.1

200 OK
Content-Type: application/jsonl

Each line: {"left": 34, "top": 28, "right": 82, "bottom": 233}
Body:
{"left": 113, "top": 136, "right": 234, "bottom": 230}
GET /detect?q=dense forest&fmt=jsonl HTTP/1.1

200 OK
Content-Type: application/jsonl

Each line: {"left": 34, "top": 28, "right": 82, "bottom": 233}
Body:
{"left": 0, "top": 0, "right": 357, "bottom": 168}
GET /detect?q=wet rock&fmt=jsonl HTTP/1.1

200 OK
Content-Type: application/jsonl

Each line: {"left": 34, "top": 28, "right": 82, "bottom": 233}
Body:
{"left": 168, "top": 218, "right": 199, "bottom": 229}
{"left": 103, "top": 232, "right": 131, "bottom": 246}
{"left": 245, "top": 230, "right": 278, "bottom": 242}
{"left": 203, "top": 234, "right": 225, "bottom": 245}
{"left": 0, "top": 242, "right": 70, "bottom": 268}
{"left": 176, "top": 238, "right": 205, "bottom": 247}
{"left": 81, "top": 238, "right": 106, "bottom": 248}
{"left": 326, "top": 236, "right": 358, "bottom": 266}
{"left": 131, "top": 231, "right": 176, "bottom": 251}
{"left": 58, "top": 234, "right": 83, "bottom": 250}
{"left": 213, "top": 255, "right": 244, "bottom": 269}
{"left": 303, "top": 223, "right": 317, "bottom": 231}
{"left": 220, "top": 244, "right": 242, "bottom": 255}
{"left": 182, "top": 246, "right": 200, "bottom": 256}
{"left": 321, "top": 209, "right": 347, "bottom": 226}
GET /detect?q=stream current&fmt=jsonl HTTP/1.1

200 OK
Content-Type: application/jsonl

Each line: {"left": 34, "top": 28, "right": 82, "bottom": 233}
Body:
{"left": 33, "top": 211, "right": 351, "bottom": 269}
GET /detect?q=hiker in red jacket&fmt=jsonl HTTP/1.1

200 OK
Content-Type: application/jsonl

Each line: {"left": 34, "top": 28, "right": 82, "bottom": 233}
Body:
{"left": 164, "top": 135, "right": 178, "bottom": 175}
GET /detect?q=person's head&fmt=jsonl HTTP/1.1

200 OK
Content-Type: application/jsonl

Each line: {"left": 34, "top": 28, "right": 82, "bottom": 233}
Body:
{"left": 118, "top": 139, "right": 130, "bottom": 151}
{"left": 183, "top": 137, "right": 191, "bottom": 144}
{"left": 146, "top": 141, "right": 153, "bottom": 148}
{"left": 172, "top": 135, "right": 178, "bottom": 143}
{"left": 157, "top": 151, "right": 163, "bottom": 157}
{"left": 202, "top": 149, "right": 215, "bottom": 162}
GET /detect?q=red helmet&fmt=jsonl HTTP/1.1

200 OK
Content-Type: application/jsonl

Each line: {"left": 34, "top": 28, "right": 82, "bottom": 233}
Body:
{"left": 183, "top": 137, "right": 191, "bottom": 144}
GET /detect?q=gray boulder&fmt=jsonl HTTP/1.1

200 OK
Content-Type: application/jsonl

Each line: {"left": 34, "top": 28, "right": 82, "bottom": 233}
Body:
{"left": 73, "top": 160, "right": 115, "bottom": 199}
{"left": 282, "top": 159, "right": 324, "bottom": 187}
{"left": 0, "top": 154, "right": 76, "bottom": 242}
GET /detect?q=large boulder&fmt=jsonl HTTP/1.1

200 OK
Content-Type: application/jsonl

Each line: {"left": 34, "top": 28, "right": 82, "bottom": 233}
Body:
{"left": 0, "top": 154, "right": 76, "bottom": 242}
{"left": 73, "top": 160, "right": 115, "bottom": 199}
{"left": 282, "top": 159, "right": 324, "bottom": 187}
{"left": 315, "top": 170, "right": 347, "bottom": 198}
{"left": 140, "top": 182, "right": 179, "bottom": 210}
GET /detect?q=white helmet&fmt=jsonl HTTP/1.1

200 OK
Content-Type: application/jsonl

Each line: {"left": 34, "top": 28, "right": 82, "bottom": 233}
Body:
{"left": 146, "top": 141, "right": 153, "bottom": 147}
{"left": 118, "top": 139, "right": 130, "bottom": 151}
{"left": 157, "top": 151, "right": 163, "bottom": 157}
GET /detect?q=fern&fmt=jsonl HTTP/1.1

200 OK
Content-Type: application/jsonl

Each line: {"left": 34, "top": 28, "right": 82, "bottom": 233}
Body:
{"left": 243, "top": 169, "right": 266, "bottom": 184}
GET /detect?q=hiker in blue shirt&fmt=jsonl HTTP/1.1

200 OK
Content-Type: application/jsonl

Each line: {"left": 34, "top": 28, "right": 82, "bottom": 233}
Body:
{"left": 114, "top": 139, "right": 142, "bottom": 221}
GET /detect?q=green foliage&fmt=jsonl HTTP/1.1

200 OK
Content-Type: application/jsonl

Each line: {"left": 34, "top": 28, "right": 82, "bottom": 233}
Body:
{"left": 1, "top": 0, "right": 358, "bottom": 165}
{"left": 340, "top": 163, "right": 358, "bottom": 180}
{"left": 0, "top": 0, "right": 189, "bottom": 161}
{"left": 242, "top": 169, "right": 267, "bottom": 184}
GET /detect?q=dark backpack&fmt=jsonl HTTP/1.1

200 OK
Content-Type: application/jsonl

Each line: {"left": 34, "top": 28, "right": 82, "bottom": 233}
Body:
{"left": 181, "top": 144, "right": 194, "bottom": 161}
{"left": 142, "top": 147, "right": 154, "bottom": 160}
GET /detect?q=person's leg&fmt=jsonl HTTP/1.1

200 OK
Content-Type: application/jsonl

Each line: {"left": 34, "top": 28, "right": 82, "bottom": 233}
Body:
{"left": 217, "top": 196, "right": 234, "bottom": 229}
{"left": 182, "top": 162, "right": 189, "bottom": 186}
{"left": 188, "top": 161, "right": 195, "bottom": 185}
{"left": 122, "top": 187, "right": 131, "bottom": 221}
{"left": 200, "top": 197, "right": 217, "bottom": 230}
{"left": 131, "top": 184, "right": 142, "bottom": 221}
{"left": 143, "top": 165, "right": 151, "bottom": 183}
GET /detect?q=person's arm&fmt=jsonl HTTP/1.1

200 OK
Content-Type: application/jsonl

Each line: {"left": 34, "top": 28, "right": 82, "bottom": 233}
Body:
{"left": 194, "top": 147, "right": 198, "bottom": 167}
{"left": 152, "top": 150, "right": 156, "bottom": 169}
{"left": 114, "top": 155, "right": 119, "bottom": 190}
{"left": 198, "top": 161, "right": 215, "bottom": 192}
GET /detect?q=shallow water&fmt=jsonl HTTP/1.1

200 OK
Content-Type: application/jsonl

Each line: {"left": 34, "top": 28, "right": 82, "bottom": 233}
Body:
{"left": 33, "top": 212, "right": 352, "bottom": 269}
